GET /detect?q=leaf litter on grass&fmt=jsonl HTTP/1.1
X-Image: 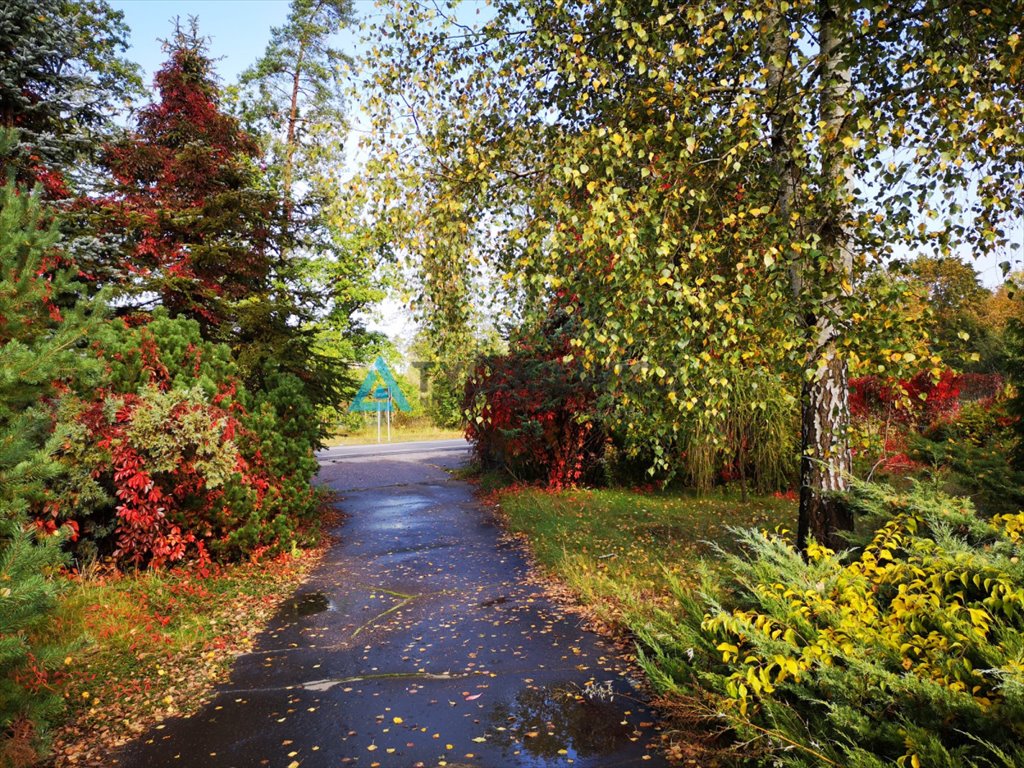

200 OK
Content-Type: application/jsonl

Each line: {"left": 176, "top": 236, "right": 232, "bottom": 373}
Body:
{"left": 43, "top": 543, "right": 327, "bottom": 768}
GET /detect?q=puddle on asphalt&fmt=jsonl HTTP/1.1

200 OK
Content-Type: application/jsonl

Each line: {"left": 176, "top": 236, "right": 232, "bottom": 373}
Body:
{"left": 486, "top": 682, "right": 635, "bottom": 762}
{"left": 280, "top": 591, "right": 332, "bottom": 617}
{"left": 372, "top": 494, "right": 434, "bottom": 512}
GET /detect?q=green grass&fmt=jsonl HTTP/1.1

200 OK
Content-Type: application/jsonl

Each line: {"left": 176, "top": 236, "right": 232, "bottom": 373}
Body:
{"left": 325, "top": 424, "right": 464, "bottom": 446}
{"left": 495, "top": 485, "right": 796, "bottom": 629}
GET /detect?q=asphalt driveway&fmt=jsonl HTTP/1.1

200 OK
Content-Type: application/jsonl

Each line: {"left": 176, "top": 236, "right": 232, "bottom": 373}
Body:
{"left": 114, "top": 439, "right": 667, "bottom": 767}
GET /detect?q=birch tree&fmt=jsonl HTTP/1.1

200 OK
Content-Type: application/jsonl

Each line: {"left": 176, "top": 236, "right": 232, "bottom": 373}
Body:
{"left": 361, "top": 0, "right": 1024, "bottom": 548}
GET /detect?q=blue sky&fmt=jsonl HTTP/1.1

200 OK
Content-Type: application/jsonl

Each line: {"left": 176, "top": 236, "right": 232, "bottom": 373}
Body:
{"left": 110, "top": 1, "right": 292, "bottom": 85}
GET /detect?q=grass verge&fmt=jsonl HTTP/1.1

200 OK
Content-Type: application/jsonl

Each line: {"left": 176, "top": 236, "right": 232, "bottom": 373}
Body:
{"left": 489, "top": 483, "right": 797, "bottom": 762}
{"left": 494, "top": 484, "right": 796, "bottom": 626}
{"left": 40, "top": 543, "right": 326, "bottom": 767}
{"left": 325, "top": 425, "right": 464, "bottom": 446}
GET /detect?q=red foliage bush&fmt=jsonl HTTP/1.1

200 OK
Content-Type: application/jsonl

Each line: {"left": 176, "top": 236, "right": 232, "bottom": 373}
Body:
{"left": 957, "top": 372, "right": 1004, "bottom": 402}
{"left": 849, "top": 369, "right": 990, "bottom": 425}
{"left": 850, "top": 369, "right": 1003, "bottom": 478}
{"left": 464, "top": 317, "right": 604, "bottom": 488}
{"left": 47, "top": 312, "right": 319, "bottom": 568}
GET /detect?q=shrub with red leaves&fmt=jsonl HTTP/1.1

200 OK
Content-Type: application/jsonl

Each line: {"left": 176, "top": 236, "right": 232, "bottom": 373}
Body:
{"left": 47, "top": 311, "right": 320, "bottom": 568}
{"left": 849, "top": 369, "right": 995, "bottom": 426}
{"left": 850, "top": 369, "right": 1004, "bottom": 479}
{"left": 464, "top": 314, "right": 604, "bottom": 488}
{"left": 957, "top": 372, "right": 1004, "bottom": 403}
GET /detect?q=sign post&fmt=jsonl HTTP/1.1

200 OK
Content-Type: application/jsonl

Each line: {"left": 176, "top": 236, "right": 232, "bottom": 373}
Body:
{"left": 348, "top": 357, "right": 414, "bottom": 443}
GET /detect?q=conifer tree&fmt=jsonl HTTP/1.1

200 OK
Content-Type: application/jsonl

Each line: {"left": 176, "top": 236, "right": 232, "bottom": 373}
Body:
{"left": 0, "top": 0, "right": 140, "bottom": 196}
{"left": 0, "top": 130, "right": 96, "bottom": 757}
{"left": 234, "top": 0, "right": 383, "bottom": 413}
{"left": 235, "top": 0, "right": 353, "bottom": 233}
{"left": 88, "top": 22, "right": 279, "bottom": 380}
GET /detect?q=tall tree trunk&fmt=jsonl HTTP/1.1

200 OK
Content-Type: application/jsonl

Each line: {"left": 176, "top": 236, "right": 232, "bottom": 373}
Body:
{"left": 797, "top": 0, "right": 855, "bottom": 552}
{"left": 282, "top": 40, "right": 306, "bottom": 232}
{"left": 798, "top": 351, "right": 853, "bottom": 550}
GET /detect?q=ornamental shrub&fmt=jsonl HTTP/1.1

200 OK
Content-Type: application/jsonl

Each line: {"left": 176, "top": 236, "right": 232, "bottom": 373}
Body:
{"left": 909, "top": 397, "right": 1024, "bottom": 517}
{"left": 850, "top": 369, "right": 966, "bottom": 426}
{"left": 464, "top": 313, "right": 604, "bottom": 488}
{"left": 637, "top": 483, "right": 1024, "bottom": 768}
{"left": 50, "top": 311, "right": 320, "bottom": 567}
{"left": 228, "top": 372, "right": 321, "bottom": 557}
{"left": 850, "top": 371, "right": 1006, "bottom": 485}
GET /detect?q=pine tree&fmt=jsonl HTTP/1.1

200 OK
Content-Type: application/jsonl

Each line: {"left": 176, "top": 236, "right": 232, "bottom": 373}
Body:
{"left": 234, "top": 0, "right": 353, "bottom": 232}
{"left": 233, "top": 0, "right": 382, "bottom": 416}
{"left": 0, "top": 130, "right": 96, "bottom": 758}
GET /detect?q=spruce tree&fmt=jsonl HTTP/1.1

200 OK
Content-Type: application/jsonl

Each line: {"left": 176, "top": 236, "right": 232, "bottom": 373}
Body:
{"left": 0, "top": 131, "right": 96, "bottom": 757}
{"left": 0, "top": 0, "right": 140, "bottom": 195}
{"left": 88, "top": 22, "right": 277, "bottom": 371}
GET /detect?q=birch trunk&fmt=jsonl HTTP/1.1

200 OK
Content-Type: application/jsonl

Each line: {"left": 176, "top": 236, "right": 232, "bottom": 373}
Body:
{"left": 797, "top": 0, "right": 855, "bottom": 552}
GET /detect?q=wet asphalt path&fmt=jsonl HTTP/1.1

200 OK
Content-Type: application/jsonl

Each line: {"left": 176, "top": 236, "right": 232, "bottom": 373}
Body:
{"left": 115, "top": 440, "right": 668, "bottom": 767}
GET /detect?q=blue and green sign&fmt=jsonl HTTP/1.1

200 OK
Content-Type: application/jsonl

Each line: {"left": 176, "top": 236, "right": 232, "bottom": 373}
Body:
{"left": 348, "top": 356, "right": 412, "bottom": 413}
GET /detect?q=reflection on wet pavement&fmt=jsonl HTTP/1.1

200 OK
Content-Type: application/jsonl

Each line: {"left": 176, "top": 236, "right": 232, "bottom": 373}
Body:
{"left": 280, "top": 591, "right": 333, "bottom": 618}
{"left": 114, "top": 445, "right": 668, "bottom": 767}
{"left": 486, "top": 682, "right": 638, "bottom": 761}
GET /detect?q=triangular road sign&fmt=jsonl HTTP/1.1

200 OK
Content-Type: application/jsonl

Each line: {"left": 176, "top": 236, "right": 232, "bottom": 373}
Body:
{"left": 348, "top": 356, "right": 412, "bottom": 413}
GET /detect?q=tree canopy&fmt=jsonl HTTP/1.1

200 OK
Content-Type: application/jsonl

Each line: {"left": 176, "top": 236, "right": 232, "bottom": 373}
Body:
{"left": 234, "top": 0, "right": 385, "bottom": 411}
{"left": 0, "top": 0, "right": 141, "bottom": 194}
{"left": 360, "top": 0, "right": 1024, "bottom": 546}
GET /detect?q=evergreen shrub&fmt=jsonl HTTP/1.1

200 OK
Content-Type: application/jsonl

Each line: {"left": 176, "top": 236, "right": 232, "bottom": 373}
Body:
{"left": 0, "top": 170, "right": 88, "bottom": 762}
{"left": 638, "top": 483, "right": 1024, "bottom": 768}
{"left": 50, "top": 311, "right": 320, "bottom": 567}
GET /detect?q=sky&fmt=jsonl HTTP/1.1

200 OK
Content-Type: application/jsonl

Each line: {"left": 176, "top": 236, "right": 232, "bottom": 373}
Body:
{"left": 110, "top": 1, "right": 292, "bottom": 83}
